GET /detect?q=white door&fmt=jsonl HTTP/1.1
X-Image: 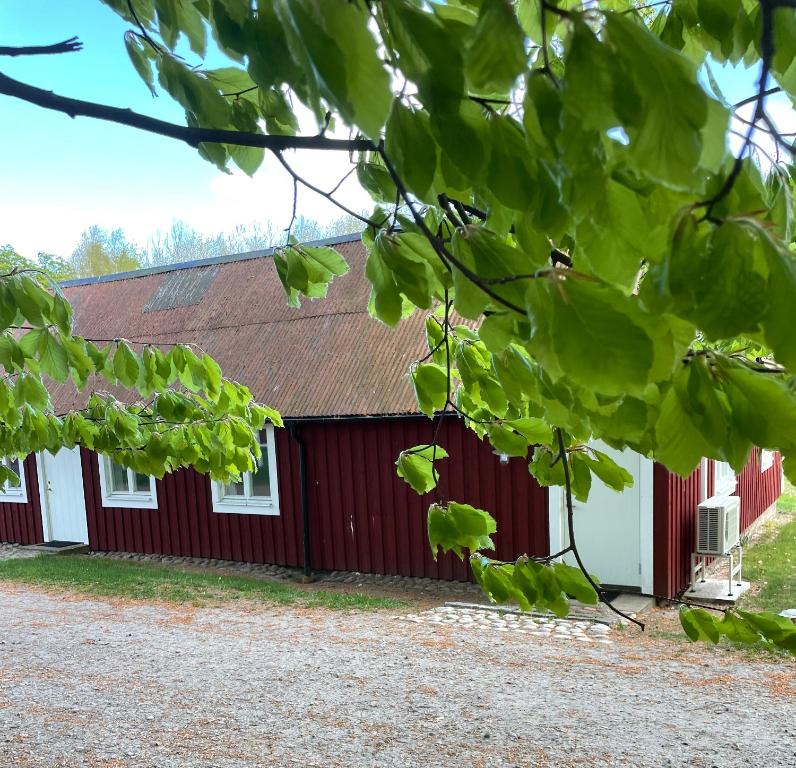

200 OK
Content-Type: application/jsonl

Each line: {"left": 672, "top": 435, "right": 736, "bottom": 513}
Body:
{"left": 38, "top": 448, "right": 89, "bottom": 544}
{"left": 560, "top": 442, "right": 653, "bottom": 591}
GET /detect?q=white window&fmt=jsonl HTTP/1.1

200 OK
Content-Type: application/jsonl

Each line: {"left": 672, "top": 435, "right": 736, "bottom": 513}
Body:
{"left": 714, "top": 460, "right": 737, "bottom": 496}
{"left": 212, "top": 425, "right": 279, "bottom": 515}
{"left": 0, "top": 457, "right": 27, "bottom": 504}
{"left": 761, "top": 449, "right": 775, "bottom": 472}
{"left": 97, "top": 455, "right": 158, "bottom": 509}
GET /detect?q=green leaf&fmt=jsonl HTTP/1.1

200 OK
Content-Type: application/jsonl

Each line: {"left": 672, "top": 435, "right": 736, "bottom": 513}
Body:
{"left": 581, "top": 448, "right": 634, "bottom": 492}
{"left": 13, "top": 373, "right": 49, "bottom": 411}
{"left": 655, "top": 382, "right": 714, "bottom": 476}
{"left": 486, "top": 424, "right": 529, "bottom": 457}
{"left": 113, "top": 341, "right": 141, "bottom": 388}
{"left": 465, "top": 0, "right": 526, "bottom": 93}
{"left": 529, "top": 446, "right": 566, "bottom": 487}
{"left": 385, "top": 103, "right": 437, "bottom": 200}
{"left": 576, "top": 180, "right": 655, "bottom": 288}
{"left": 679, "top": 606, "right": 721, "bottom": 643}
{"left": 487, "top": 116, "right": 536, "bottom": 211}
{"left": 480, "top": 563, "right": 517, "bottom": 605}
{"left": 228, "top": 144, "right": 264, "bottom": 176}
{"left": 124, "top": 32, "right": 156, "bottom": 96}
{"left": 278, "top": 0, "right": 390, "bottom": 138}
{"left": 605, "top": 12, "right": 708, "bottom": 188}
{"left": 736, "top": 610, "right": 796, "bottom": 648}
{"left": 504, "top": 417, "right": 551, "bottom": 445}
{"left": 428, "top": 501, "right": 497, "bottom": 559}
{"left": 364, "top": 236, "right": 403, "bottom": 326}
{"left": 357, "top": 159, "right": 397, "bottom": 203}
{"left": 411, "top": 363, "right": 448, "bottom": 417}
{"left": 569, "top": 452, "right": 592, "bottom": 502}
{"left": 697, "top": 0, "right": 742, "bottom": 55}
{"left": 525, "top": 276, "right": 655, "bottom": 396}
{"left": 552, "top": 562, "right": 599, "bottom": 605}
{"left": 717, "top": 611, "right": 762, "bottom": 645}
{"left": 761, "top": 232, "right": 796, "bottom": 371}
{"left": 32, "top": 329, "right": 69, "bottom": 383}
{"left": 396, "top": 445, "right": 449, "bottom": 495}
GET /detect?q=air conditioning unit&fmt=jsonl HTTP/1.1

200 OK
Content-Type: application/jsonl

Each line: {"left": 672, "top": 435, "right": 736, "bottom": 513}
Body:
{"left": 696, "top": 495, "right": 741, "bottom": 555}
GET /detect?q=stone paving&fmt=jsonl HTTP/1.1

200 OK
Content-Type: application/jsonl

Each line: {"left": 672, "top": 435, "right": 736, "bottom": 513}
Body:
{"left": 0, "top": 543, "right": 41, "bottom": 562}
{"left": 396, "top": 604, "right": 615, "bottom": 644}
{"left": 0, "top": 545, "right": 639, "bottom": 623}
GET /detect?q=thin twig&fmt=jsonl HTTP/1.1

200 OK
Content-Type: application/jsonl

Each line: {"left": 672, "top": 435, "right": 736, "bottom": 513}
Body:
{"left": 733, "top": 86, "right": 782, "bottom": 109}
{"left": 284, "top": 176, "right": 298, "bottom": 244}
{"left": 127, "top": 0, "right": 165, "bottom": 56}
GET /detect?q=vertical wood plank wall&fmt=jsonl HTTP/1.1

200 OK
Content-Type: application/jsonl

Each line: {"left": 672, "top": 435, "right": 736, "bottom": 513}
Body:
{"left": 653, "top": 452, "right": 782, "bottom": 598}
{"left": 0, "top": 456, "right": 44, "bottom": 545}
{"left": 82, "top": 417, "right": 549, "bottom": 582}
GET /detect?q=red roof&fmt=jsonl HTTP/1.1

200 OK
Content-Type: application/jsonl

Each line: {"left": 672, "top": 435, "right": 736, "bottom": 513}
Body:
{"left": 54, "top": 235, "right": 426, "bottom": 418}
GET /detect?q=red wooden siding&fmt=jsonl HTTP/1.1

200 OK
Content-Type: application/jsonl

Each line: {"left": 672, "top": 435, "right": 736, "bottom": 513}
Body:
{"left": 735, "top": 453, "right": 782, "bottom": 530}
{"left": 652, "top": 463, "right": 703, "bottom": 599}
{"left": 653, "top": 452, "right": 782, "bottom": 598}
{"left": 0, "top": 456, "right": 44, "bottom": 545}
{"left": 83, "top": 417, "right": 549, "bottom": 581}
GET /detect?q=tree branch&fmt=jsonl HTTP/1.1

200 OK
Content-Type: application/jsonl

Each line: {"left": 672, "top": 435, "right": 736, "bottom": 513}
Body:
{"left": 377, "top": 144, "right": 528, "bottom": 315}
{"left": 0, "top": 38, "right": 83, "bottom": 57}
{"left": 0, "top": 71, "right": 374, "bottom": 153}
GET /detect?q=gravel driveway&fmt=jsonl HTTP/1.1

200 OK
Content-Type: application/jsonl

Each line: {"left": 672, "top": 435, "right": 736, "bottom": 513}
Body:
{"left": 0, "top": 584, "right": 794, "bottom": 768}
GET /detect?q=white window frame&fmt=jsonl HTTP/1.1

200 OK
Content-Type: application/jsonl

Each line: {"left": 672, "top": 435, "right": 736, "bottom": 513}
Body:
{"left": 97, "top": 455, "right": 158, "bottom": 509}
{"left": 212, "top": 424, "right": 279, "bottom": 516}
{"left": 760, "top": 449, "right": 775, "bottom": 472}
{"left": 714, "top": 460, "right": 737, "bottom": 496}
{"left": 0, "top": 456, "right": 28, "bottom": 504}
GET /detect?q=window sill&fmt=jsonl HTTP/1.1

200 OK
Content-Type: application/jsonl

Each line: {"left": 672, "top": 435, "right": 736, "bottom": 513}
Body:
{"left": 100, "top": 493, "right": 158, "bottom": 510}
{"left": 0, "top": 492, "right": 28, "bottom": 505}
{"left": 212, "top": 498, "right": 279, "bottom": 516}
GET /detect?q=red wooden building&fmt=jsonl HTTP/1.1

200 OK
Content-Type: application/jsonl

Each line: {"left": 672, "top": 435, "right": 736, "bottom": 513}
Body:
{"left": 0, "top": 235, "right": 781, "bottom": 598}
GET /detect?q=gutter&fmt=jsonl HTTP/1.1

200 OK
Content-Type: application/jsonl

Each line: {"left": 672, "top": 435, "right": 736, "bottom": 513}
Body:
{"left": 288, "top": 423, "right": 313, "bottom": 581}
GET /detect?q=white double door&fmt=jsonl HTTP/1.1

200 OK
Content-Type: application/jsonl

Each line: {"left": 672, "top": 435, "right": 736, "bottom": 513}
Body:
{"left": 37, "top": 447, "right": 89, "bottom": 544}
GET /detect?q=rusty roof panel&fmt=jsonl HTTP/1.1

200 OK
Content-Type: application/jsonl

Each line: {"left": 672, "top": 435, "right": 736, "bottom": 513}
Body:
{"left": 55, "top": 236, "right": 428, "bottom": 418}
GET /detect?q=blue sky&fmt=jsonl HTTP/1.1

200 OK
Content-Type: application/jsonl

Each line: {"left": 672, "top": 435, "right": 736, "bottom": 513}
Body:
{"left": 0, "top": 2, "right": 791, "bottom": 259}
{"left": 0, "top": 0, "right": 367, "bottom": 258}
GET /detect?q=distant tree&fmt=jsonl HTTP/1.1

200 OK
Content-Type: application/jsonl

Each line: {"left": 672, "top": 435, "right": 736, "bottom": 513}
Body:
{"left": 146, "top": 215, "right": 361, "bottom": 267}
{"left": 70, "top": 226, "right": 143, "bottom": 277}
{"left": 0, "top": 244, "right": 74, "bottom": 280}
{"left": 0, "top": 244, "right": 34, "bottom": 274}
{"left": 36, "top": 252, "right": 75, "bottom": 281}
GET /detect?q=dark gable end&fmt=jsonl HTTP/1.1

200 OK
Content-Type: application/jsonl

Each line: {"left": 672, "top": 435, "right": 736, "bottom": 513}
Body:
{"left": 56, "top": 235, "right": 427, "bottom": 419}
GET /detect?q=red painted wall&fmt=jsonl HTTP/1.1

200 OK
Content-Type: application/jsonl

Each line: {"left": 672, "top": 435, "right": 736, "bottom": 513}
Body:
{"left": 83, "top": 417, "right": 549, "bottom": 581}
{"left": 653, "top": 452, "right": 782, "bottom": 598}
{"left": 0, "top": 456, "right": 44, "bottom": 545}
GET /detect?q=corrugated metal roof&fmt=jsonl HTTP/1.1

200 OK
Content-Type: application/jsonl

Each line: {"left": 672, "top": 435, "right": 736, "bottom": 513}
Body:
{"left": 54, "top": 236, "right": 428, "bottom": 419}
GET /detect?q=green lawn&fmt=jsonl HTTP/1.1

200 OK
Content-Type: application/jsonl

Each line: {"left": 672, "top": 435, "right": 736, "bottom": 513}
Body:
{"left": 739, "top": 484, "right": 796, "bottom": 614}
{"left": 0, "top": 555, "right": 407, "bottom": 611}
